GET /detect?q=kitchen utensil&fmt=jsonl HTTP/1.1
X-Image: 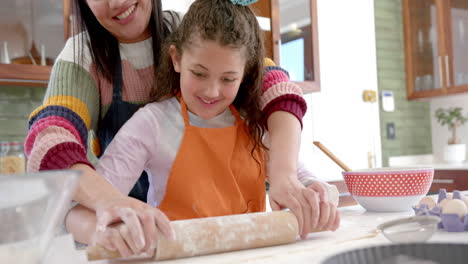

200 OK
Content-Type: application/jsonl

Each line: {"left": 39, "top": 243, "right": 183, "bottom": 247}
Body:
{"left": 322, "top": 243, "right": 468, "bottom": 264}
{"left": 87, "top": 210, "right": 300, "bottom": 261}
{"left": 335, "top": 215, "right": 439, "bottom": 244}
{"left": 313, "top": 141, "right": 352, "bottom": 172}
{"left": 10, "top": 0, "right": 53, "bottom": 66}
{"left": 343, "top": 167, "right": 434, "bottom": 212}
{"left": 0, "top": 23, "right": 28, "bottom": 62}
{"left": 2, "top": 42, "right": 10, "bottom": 64}
{"left": 377, "top": 215, "right": 440, "bottom": 243}
{"left": 0, "top": 170, "right": 81, "bottom": 264}
{"left": 312, "top": 142, "right": 434, "bottom": 212}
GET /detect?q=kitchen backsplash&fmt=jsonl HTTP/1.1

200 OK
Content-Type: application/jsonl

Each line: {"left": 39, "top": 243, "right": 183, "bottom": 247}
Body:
{"left": 0, "top": 86, "right": 46, "bottom": 142}
{"left": 374, "top": 0, "right": 433, "bottom": 166}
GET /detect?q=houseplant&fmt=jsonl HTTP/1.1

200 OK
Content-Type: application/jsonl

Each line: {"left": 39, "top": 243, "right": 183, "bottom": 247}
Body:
{"left": 435, "top": 107, "right": 468, "bottom": 163}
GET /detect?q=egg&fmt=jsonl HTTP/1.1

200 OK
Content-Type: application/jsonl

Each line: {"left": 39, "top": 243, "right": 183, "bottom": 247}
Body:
{"left": 438, "top": 193, "right": 453, "bottom": 208}
{"left": 418, "top": 196, "right": 436, "bottom": 209}
{"left": 438, "top": 198, "right": 451, "bottom": 208}
{"left": 441, "top": 192, "right": 453, "bottom": 201}
{"left": 463, "top": 195, "right": 468, "bottom": 208}
{"left": 441, "top": 199, "right": 468, "bottom": 218}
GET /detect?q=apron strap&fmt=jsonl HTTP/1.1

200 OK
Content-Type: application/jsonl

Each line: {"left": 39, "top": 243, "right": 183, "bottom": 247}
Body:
{"left": 112, "top": 48, "right": 123, "bottom": 101}
{"left": 228, "top": 105, "right": 242, "bottom": 123}
{"left": 179, "top": 97, "right": 191, "bottom": 127}
{"left": 97, "top": 47, "right": 123, "bottom": 134}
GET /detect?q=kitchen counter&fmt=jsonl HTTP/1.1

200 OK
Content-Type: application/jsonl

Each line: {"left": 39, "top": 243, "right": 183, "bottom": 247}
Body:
{"left": 420, "top": 162, "right": 468, "bottom": 170}
{"left": 55, "top": 193, "right": 466, "bottom": 264}
{"left": 389, "top": 154, "right": 468, "bottom": 170}
{"left": 44, "top": 193, "right": 467, "bottom": 264}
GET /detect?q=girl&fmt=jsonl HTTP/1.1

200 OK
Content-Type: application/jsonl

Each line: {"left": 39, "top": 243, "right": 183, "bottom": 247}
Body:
{"left": 67, "top": 0, "right": 340, "bottom": 257}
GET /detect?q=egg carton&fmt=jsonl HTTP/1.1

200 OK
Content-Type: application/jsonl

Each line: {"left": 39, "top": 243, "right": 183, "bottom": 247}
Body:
{"left": 413, "top": 189, "right": 468, "bottom": 232}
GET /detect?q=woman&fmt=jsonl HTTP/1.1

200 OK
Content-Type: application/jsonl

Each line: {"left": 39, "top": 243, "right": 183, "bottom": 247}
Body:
{"left": 26, "top": 0, "right": 324, "bottom": 256}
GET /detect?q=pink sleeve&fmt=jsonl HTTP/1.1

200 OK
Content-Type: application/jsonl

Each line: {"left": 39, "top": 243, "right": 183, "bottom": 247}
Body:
{"left": 261, "top": 67, "right": 307, "bottom": 129}
{"left": 297, "top": 162, "right": 340, "bottom": 206}
{"left": 296, "top": 161, "right": 321, "bottom": 187}
{"left": 96, "top": 109, "right": 155, "bottom": 195}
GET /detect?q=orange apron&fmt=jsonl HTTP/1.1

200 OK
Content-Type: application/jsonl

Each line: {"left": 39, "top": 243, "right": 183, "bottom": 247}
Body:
{"left": 158, "top": 97, "right": 266, "bottom": 220}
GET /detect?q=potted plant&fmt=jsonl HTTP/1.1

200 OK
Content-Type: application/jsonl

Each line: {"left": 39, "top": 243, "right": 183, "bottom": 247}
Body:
{"left": 435, "top": 107, "right": 468, "bottom": 163}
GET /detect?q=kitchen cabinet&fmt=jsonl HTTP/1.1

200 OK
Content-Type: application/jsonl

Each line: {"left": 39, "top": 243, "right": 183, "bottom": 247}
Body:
{"left": 0, "top": 0, "right": 71, "bottom": 87}
{"left": 430, "top": 169, "right": 468, "bottom": 193}
{"left": 403, "top": 0, "right": 468, "bottom": 99}
{"left": 253, "top": 0, "right": 321, "bottom": 93}
{"left": 251, "top": 0, "right": 279, "bottom": 64}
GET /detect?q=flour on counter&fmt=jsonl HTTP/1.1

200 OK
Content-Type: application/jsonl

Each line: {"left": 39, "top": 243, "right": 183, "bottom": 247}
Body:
{"left": 0, "top": 242, "right": 41, "bottom": 264}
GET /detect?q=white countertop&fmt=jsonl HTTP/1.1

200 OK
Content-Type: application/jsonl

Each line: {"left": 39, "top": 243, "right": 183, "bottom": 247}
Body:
{"left": 428, "top": 162, "right": 468, "bottom": 170}
{"left": 389, "top": 154, "right": 468, "bottom": 170}
{"left": 80, "top": 198, "right": 468, "bottom": 264}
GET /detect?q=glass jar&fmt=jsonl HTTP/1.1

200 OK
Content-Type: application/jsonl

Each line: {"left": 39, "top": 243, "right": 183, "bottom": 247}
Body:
{"left": 0, "top": 141, "right": 26, "bottom": 175}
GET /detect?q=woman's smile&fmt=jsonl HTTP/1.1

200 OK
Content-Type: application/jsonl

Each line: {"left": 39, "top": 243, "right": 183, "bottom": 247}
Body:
{"left": 113, "top": 3, "right": 137, "bottom": 23}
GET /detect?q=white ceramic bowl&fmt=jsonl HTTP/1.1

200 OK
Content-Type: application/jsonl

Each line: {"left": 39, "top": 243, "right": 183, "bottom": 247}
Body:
{"left": 342, "top": 167, "right": 434, "bottom": 212}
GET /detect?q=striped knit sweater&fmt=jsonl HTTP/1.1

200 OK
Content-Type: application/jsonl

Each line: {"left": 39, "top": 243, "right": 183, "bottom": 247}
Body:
{"left": 25, "top": 33, "right": 307, "bottom": 172}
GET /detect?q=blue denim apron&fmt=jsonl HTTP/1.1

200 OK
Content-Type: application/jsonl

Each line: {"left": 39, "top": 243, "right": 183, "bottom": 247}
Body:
{"left": 97, "top": 55, "right": 149, "bottom": 202}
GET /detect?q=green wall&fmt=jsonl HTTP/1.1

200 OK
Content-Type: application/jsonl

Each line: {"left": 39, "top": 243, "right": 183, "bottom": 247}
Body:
{"left": 374, "top": 0, "right": 433, "bottom": 166}
{"left": 0, "top": 86, "right": 46, "bottom": 142}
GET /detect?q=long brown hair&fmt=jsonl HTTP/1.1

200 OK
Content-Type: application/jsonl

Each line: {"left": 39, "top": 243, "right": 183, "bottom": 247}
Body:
{"left": 72, "top": 0, "right": 179, "bottom": 82}
{"left": 153, "top": 0, "right": 267, "bottom": 156}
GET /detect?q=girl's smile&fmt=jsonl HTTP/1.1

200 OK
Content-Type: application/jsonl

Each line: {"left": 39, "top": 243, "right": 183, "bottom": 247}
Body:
{"left": 197, "top": 96, "right": 220, "bottom": 106}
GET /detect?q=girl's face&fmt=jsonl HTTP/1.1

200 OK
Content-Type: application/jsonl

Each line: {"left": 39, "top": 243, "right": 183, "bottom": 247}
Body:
{"left": 170, "top": 39, "right": 246, "bottom": 120}
{"left": 86, "top": 0, "right": 152, "bottom": 43}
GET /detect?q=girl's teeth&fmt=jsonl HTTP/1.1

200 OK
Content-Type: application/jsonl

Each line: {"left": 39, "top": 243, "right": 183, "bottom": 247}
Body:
{"left": 116, "top": 4, "right": 136, "bottom": 20}
{"left": 202, "top": 99, "right": 214, "bottom": 104}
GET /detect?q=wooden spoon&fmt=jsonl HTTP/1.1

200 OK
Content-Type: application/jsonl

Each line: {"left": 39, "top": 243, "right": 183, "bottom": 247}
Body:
{"left": 313, "top": 141, "right": 352, "bottom": 172}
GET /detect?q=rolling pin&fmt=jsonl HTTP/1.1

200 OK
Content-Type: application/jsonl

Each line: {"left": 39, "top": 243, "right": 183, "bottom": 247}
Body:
{"left": 87, "top": 210, "right": 299, "bottom": 261}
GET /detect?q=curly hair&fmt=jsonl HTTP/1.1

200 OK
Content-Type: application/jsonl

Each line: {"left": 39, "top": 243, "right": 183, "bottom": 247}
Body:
{"left": 152, "top": 0, "right": 267, "bottom": 157}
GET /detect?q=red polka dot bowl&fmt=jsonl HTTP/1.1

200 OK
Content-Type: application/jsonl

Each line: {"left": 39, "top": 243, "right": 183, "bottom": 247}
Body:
{"left": 342, "top": 167, "right": 434, "bottom": 212}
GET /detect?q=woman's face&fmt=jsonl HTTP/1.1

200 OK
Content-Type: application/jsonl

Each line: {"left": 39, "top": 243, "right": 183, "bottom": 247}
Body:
{"left": 86, "top": 0, "right": 152, "bottom": 43}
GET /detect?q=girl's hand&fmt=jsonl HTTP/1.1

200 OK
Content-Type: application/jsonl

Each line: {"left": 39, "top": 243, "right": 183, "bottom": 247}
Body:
{"left": 268, "top": 176, "right": 340, "bottom": 239}
{"left": 268, "top": 174, "right": 319, "bottom": 239}
{"left": 306, "top": 181, "right": 340, "bottom": 232}
{"left": 93, "top": 196, "right": 175, "bottom": 257}
{"left": 92, "top": 220, "right": 146, "bottom": 258}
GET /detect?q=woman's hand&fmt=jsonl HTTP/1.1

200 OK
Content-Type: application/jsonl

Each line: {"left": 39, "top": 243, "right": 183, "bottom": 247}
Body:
{"left": 93, "top": 196, "right": 175, "bottom": 257}
{"left": 268, "top": 175, "right": 340, "bottom": 239}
